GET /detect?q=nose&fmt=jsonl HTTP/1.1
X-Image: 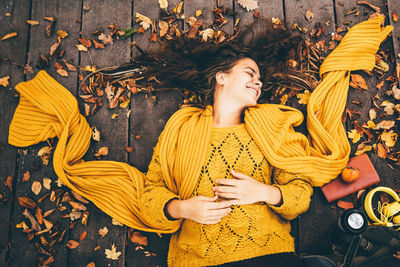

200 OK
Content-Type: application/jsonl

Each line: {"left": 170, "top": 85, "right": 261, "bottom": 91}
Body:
{"left": 253, "top": 78, "right": 262, "bottom": 89}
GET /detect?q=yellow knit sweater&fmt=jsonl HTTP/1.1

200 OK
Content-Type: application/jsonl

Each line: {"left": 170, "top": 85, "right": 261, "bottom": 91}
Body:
{"left": 141, "top": 123, "right": 313, "bottom": 266}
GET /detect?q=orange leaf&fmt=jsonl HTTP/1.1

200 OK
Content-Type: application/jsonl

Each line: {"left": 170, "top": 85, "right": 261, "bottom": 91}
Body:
{"left": 129, "top": 231, "right": 148, "bottom": 246}
{"left": 80, "top": 231, "right": 87, "bottom": 241}
{"left": 18, "top": 196, "right": 37, "bottom": 209}
{"left": 22, "top": 170, "right": 30, "bottom": 182}
{"left": 350, "top": 74, "right": 368, "bottom": 90}
{"left": 1, "top": 32, "right": 17, "bottom": 40}
{"left": 337, "top": 200, "right": 354, "bottom": 210}
{"left": 66, "top": 240, "right": 80, "bottom": 249}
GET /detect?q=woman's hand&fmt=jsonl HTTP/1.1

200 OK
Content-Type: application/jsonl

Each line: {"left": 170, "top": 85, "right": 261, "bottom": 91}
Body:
{"left": 213, "top": 169, "right": 282, "bottom": 206}
{"left": 166, "top": 195, "right": 231, "bottom": 224}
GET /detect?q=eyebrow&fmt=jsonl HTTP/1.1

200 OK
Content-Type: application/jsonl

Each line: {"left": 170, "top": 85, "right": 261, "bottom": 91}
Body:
{"left": 244, "top": 67, "right": 261, "bottom": 79}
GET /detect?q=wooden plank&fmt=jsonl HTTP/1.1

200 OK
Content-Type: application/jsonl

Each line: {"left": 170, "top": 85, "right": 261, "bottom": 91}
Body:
{"left": 236, "top": 0, "right": 284, "bottom": 35}
{"left": 219, "top": 0, "right": 234, "bottom": 35}
{"left": 0, "top": 0, "right": 30, "bottom": 265}
{"left": 388, "top": 0, "right": 400, "bottom": 90}
{"left": 67, "top": 0, "right": 132, "bottom": 266}
{"left": 6, "top": 0, "right": 81, "bottom": 266}
{"left": 284, "top": 0, "right": 338, "bottom": 255}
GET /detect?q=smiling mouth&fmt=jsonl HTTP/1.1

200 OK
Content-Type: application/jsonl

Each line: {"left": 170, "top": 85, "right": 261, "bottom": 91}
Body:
{"left": 248, "top": 87, "right": 258, "bottom": 97}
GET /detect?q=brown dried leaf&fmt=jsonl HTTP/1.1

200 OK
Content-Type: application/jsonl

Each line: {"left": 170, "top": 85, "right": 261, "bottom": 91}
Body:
{"left": 35, "top": 207, "right": 44, "bottom": 225}
{"left": 237, "top": 0, "right": 259, "bottom": 11}
{"left": 23, "top": 209, "right": 41, "bottom": 231}
{"left": 94, "top": 147, "right": 109, "bottom": 157}
{"left": 377, "top": 142, "right": 387, "bottom": 159}
{"left": 82, "top": 210, "right": 89, "bottom": 226}
{"left": 69, "top": 201, "right": 87, "bottom": 211}
{"left": 49, "top": 42, "right": 60, "bottom": 57}
{"left": 393, "top": 12, "right": 399, "bottom": 22}
{"left": 43, "top": 208, "right": 55, "bottom": 217}
{"left": 129, "top": 231, "right": 148, "bottom": 246}
{"left": 98, "top": 33, "right": 113, "bottom": 45}
{"left": 92, "top": 38, "right": 105, "bottom": 49}
{"left": 56, "top": 68, "right": 69, "bottom": 77}
{"left": 350, "top": 74, "right": 368, "bottom": 90}
{"left": 32, "top": 181, "right": 42, "bottom": 195}
{"left": 0, "top": 76, "right": 10, "bottom": 87}
{"left": 86, "top": 262, "right": 95, "bottom": 267}
{"left": 80, "top": 231, "right": 87, "bottom": 241}
{"left": 1, "top": 32, "right": 17, "bottom": 40}
{"left": 305, "top": 9, "right": 314, "bottom": 23}
{"left": 19, "top": 196, "right": 37, "bottom": 209}
{"left": 78, "top": 37, "right": 92, "bottom": 48}
{"left": 62, "top": 59, "right": 77, "bottom": 71}
{"left": 26, "top": 20, "right": 39, "bottom": 25}
{"left": 6, "top": 176, "right": 12, "bottom": 192}
{"left": 66, "top": 240, "right": 80, "bottom": 249}
{"left": 75, "top": 44, "right": 88, "bottom": 52}
{"left": 159, "top": 21, "right": 169, "bottom": 37}
{"left": 357, "top": 1, "right": 381, "bottom": 13}
{"left": 124, "top": 146, "right": 134, "bottom": 153}
{"left": 98, "top": 226, "right": 108, "bottom": 237}
{"left": 45, "top": 19, "right": 55, "bottom": 37}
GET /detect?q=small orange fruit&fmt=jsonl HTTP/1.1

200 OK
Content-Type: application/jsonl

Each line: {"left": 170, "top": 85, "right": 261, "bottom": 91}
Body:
{"left": 341, "top": 167, "right": 360, "bottom": 183}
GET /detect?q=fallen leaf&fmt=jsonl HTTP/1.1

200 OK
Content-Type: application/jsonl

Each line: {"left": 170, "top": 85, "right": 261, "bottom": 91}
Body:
{"left": 35, "top": 206, "right": 44, "bottom": 225}
{"left": 173, "top": 2, "right": 183, "bottom": 14}
{"left": 19, "top": 196, "right": 37, "bottom": 209}
{"left": 337, "top": 200, "right": 354, "bottom": 210}
{"left": 71, "top": 191, "right": 89, "bottom": 203}
{"left": 105, "top": 244, "right": 122, "bottom": 260}
{"left": 23, "top": 209, "right": 41, "bottom": 231}
{"left": 237, "top": 0, "right": 259, "bottom": 11}
{"left": 78, "top": 37, "right": 92, "bottom": 48}
{"left": 355, "top": 143, "right": 372, "bottom": 156}
{"left": 381, "top": 130, "right": 398, "bottom": 147}
{"left": 111, "top": 113, "right": 119, "bottom": 119}
{"left": 125, "top": 146, "right": 134, "bottom": 153}
{"left": 347, "top": 129, "right": 362, "bottom": 143}
{"left": 357, "top": 0, "right": 381, "bottom": 13}
{"left": 112, "top": 218, "right": 123, "bottom": 226}
{"left": 94, "top": 147, "right": 108, "bottom": 157}
{"left": 66, "top": 240, "right": 80, "bottom": 249}
{"left": 305, "top": 9, "right": 314, "bottom": 22}
{"left": 92, "top": 126, "right": 101, "bottom": 141}
{"left": 1, "top": 32, "right": 17, "bottom": 40}
{"left": 199, "top": 29, "right": 214, "bottom": 42}
{"left": 16, "top": 221, "right": 29, "bottom": 230}
{"left": 159, "top": 21, "right": 169, "bottom": 37}
{"left": 135, "top": 13, "right": 152, "bottom": 31}
{"left": 32, "top": 181, "right": 42, "bottom": 195}
{"left": 6, "top": 176, "right": 12, "bottom": 192}
{"left": 57, "top": 30, "right": 68, "bottom": 38}
{"left": 56, "top": 68, "right": 68, "bottom": 77}
{"left": 42, "top": 178, "right": 52, "bottom": 190}
{"left": 392, "top": 85, "right": 400, "bottom": 100}
{"left": 393, "top": 12, "right": 399, "bottom": 22}
{"left": 22, "top": 170, "right": 31, "bottom": 182}
{"left": 297, "top": 90, "right": 311, "bottom": 105}
{"left": 129, "top": 231, "right": 148, "bottom": 246}
{"left": 98, "top": 33, "right": 113, "bottom": 45}
{"left": 98, "top": 227, "right": 108, "bottom": 237}
{"left": 350, "top": 74, "right": 368, "bottom": 90}
{"left": 69, "top": 201, "right": 87, "bottom": 211}
{"left": 377, "top": 143, "right": 387, "bottom": 159}
{"left": 43, "top": 209, "right": 55, "bottom": 217}
{"left": 195, "top": 10, "right": 202, "bottom": 17}
{"left": 86, "top": 262, "right": 95, "bottom": 267}
{"left": 0, "top": 76, "right": 10, "bottom": 87}
{"left": 159, "top": 0, "right": 168, "bottom": 10}
{"left": 374, "top": 120, "right": 395, "bottom": 130}
{"left": 92, "top": 38, "right": 105, "bottom": 49}
{"left": 62, "top": 60, "right": 77, "bottom": 71}
{"left": 80, "top": 231, "right": 87, "bottom": 241}
{"left": 75, "top": 44, "right": 88, "bottom": 52}
{"left": 49, "top": 42, "right": 60, "bottom": 57}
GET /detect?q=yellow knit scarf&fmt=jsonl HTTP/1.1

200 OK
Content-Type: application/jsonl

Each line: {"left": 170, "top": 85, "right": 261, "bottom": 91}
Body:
{"left": 8, "top": 16, "right": 392, "bottom": 233}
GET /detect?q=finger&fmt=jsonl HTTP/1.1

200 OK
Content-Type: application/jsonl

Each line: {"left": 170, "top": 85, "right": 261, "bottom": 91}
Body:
{"left": 213, "top": 185, "right": 236, "bottom": 193}
{"left": 216, "top": 192, "right": 238, "bottom": 199}
{"left": 220, "top": 200, "right": 239, "bottom": 206}
{"left": 215, "top": 179, "right": 238, "bottom": 186}
{"left": 231, "top": 169, "right": 250, "bottom": 180}
{"left": 208, "top": 208, "right": 231, "bottom": 217}
{"left": 197, "top": 195, "right": 219, "bottom": 202}
{"left": 207, "top": 201, "right": 232, "bottom": 210}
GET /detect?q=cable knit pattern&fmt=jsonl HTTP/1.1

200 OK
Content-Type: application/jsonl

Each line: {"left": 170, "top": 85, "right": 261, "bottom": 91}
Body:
{"left": 141, "top": 124, "right": 313, "bottom": 266}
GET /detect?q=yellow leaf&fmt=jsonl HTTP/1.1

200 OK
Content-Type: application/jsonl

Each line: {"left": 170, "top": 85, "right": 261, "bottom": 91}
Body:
{"left": 366, "top": 120, "right": 376, "bottom": 129}
{"left": 347, "top": 129, "right": 362, "bottom": 144}
{"left": 1, "top": 32, "right": 17, "bottom": 40}
{"left": 381, "top": 130, "right": 398, "bottom": 147}
{"left": 272, "top": 17, "right": 282, "bottom": 25}
{"left": 111, "top": 113, "right": 119, "bottom": 119}
{"left": 159, "top": 0, "right": 168, "bottom": 9}
{"left": 159, "top": 20, "right": 169, "bottom": 37}
{"left": 355, "top": 144, "right": 372, "bottom": 156}
{"left": 135, "top": 13, "right": 152, "bottom": 30}
{"left": 32, "top": 181, "right": 42, "bottom": 195}
{"left": 92, "top": 126, "right": 101, "bottom": 141}
{"left": 0, "top": 76, "right": 10, "bottom": 87}
{"left": 43, "top": 178, "right": 52, "bottom": 190}
{"left": 195, "top": 10, "right": 202, "bottom": 17}
{"left": 81, "top": 65, "right": 96, "bottom": 72}
{"left": 173, "top": 2, "right": 183, "bottom": 14}
{"left": 94, "top": 147, "right": 108, "bottom": 157}
{"left": 26, "top": 20, "right": 39, "bottom": 25}
{"left": 75, "top": 44, "right": 88, "bottom": 52}
{"left": 56, "top": 68, "right": 69, "bottom": 77}
{"left": 98, "top": 227, "right": 108, "bottom": 238}
{"left": 57, "top": 30, "right": 68, "bottom": 38}
{"left": 120, "top": 97, "right": 130, "bottom": 109}
{"left": 297, "top": 90, "right": 311, "bottom": 105}
{"left": 199, "top": 29, "right": 214, "bottom": 42}
{"left": 112, "top": 218, "right": 123, "bottom": 226}
{"left": 374, "top": 120, "right": 395, "bottom": 130}
{"left": 280, "top": 94, "right": 288, "bottom": 105}
{"left": 105, "top": 244, "right": 121, "bottom": 260}
{"left": 16, "top": 221, "right": 29, "bottom": 230}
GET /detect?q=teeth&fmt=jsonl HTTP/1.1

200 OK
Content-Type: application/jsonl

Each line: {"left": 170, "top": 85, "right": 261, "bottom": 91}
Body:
{"left": 249, "top": 88, "right": 257, "bottom": 96}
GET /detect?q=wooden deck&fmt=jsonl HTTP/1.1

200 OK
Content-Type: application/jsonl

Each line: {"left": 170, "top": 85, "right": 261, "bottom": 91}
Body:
{"left": 1, "top": 0, "right": 400, "bottom": 266}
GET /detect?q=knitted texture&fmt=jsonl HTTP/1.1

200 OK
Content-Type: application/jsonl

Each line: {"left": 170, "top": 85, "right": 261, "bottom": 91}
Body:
{"left": 141, "top": 124, "right": 313, "bottom": 266}
{"left": 8, "top": 16, "right": 392, "bottom": 235}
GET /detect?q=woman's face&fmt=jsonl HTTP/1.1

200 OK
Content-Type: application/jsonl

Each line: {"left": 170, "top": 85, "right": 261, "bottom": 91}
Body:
{"left": 214, "top": 58, "right": 262, "bottom": 108}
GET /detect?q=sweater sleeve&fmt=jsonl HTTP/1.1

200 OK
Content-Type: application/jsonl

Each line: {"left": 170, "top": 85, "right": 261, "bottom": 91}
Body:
{"left": 139, "top": 140, "right": 183, "bottom": 228}
{"left": 267, "top": 167, "right": 313, "bottom": 221}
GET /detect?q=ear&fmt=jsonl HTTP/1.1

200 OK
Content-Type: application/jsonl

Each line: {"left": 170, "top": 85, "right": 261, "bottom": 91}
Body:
{"left": 215, "top": 71, "right": 226, "bottom": 86}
